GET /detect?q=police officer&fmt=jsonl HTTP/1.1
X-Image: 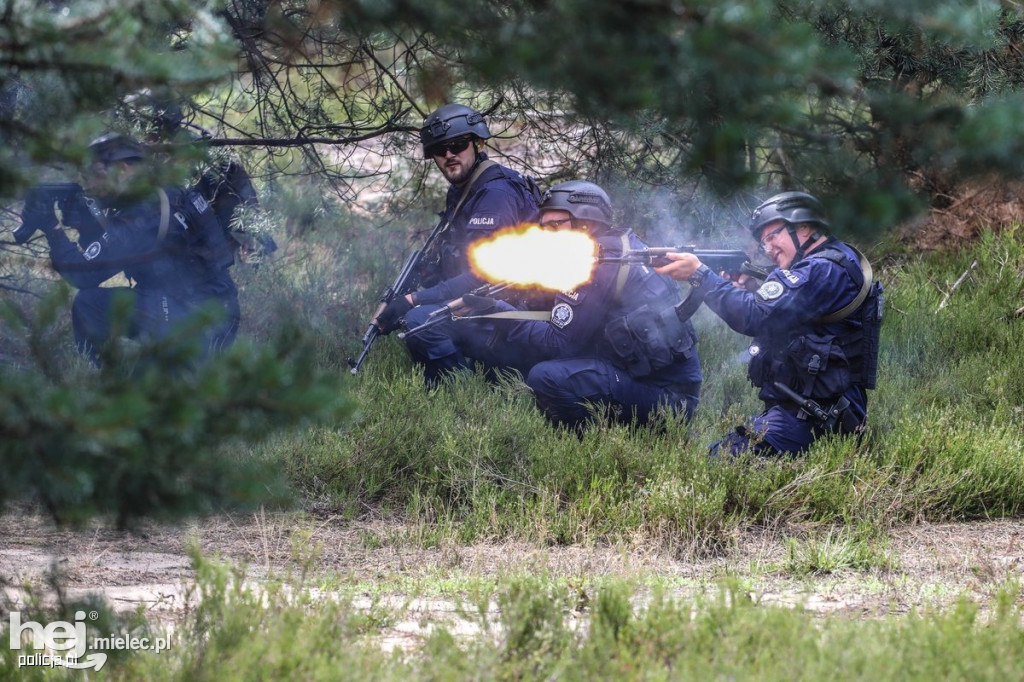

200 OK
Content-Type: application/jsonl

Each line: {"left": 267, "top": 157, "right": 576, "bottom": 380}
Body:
{"left": 492, "top": 181, "right": 703, "bottom": 432}
{"left": 373, "top": 103, "right": 541, "bottom": 371}
{"left": 27, "top": 132, "right": 239, "bottom": 365}
{"left": 656, "top": 191, "right": 884, "bottom": 456}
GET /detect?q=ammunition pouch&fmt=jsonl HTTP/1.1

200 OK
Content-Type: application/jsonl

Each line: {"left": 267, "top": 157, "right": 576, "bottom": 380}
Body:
{"left": 604, "top": 302, "right": 697, "bottom": 379}
{"left": 751, "top": 333, "right": 852, "bottom": 401}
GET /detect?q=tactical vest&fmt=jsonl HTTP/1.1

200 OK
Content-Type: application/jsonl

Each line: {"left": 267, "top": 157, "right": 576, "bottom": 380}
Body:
{"left": 126, "top": 187, "right": 236, "bottom": 299}
{"left": 748, "top": 243, "right": 883, "bottom": 401}
{"left": 600, "top": 230, "right": 699, "bottom": 379}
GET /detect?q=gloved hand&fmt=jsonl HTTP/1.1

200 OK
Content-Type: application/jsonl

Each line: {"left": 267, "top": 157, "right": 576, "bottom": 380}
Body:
{"left": 14, "top": 197, "right": 56, "bottom": 244}
{"left": 460, "top": 294, "right": 497, "bottom": 313}
{"left": 375, "top": 296, "right": 413, "bottom": 334}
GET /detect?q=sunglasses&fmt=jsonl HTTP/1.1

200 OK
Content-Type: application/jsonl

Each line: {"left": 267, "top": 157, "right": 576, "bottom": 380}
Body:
{"left": 427, "top": 137, "right": 473, "bottom": 158}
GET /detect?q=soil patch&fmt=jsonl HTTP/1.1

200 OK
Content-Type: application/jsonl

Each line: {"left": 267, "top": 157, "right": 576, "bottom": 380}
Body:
{"left": 3, "top": 512, "right": 1022, "bottom": 625}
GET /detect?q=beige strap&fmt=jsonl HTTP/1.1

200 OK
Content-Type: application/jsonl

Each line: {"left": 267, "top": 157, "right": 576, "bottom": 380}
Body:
{"left": 456, "top": 310, "right": 552, "bottom": 322}
{"left": 156, "top": 188, "right": 171, "bottom": 245}
{"left": 436, "top": 159, "right": 497, "bottom": 238}
{"left": 613, "top": 231, "right": 631, "bottom": 301}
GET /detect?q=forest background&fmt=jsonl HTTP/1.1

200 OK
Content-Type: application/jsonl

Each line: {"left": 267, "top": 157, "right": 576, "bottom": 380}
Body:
{"left": 2, "top": 1, "right": 1024, "bottom": 679}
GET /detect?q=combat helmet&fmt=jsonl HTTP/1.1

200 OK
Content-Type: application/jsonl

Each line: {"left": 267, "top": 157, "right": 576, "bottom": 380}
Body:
{"left": 748, "top": 191, "right": 828, "bottom": 239}
{"left": 419, "top": 103, "right": 491, "bottom": 158}
{"left": 88, "top": 132, "right": 146, "bottom": 165}
{"left": 540, "top": 180, "right": 613, "bottom": 227}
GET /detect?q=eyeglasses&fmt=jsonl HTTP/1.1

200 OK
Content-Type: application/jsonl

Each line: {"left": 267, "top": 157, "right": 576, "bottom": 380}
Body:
{"left": 540, "top": 218, "right": 573, "bottom": 229}
{"left": 427, "top": 137, "right": 473, "bottom": 158}
{"left": 758, "top": 225, "right": 786, "bottom": 251}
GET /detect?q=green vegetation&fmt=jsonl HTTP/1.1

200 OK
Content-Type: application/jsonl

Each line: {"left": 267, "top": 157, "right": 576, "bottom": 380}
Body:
{"left": 0, "top": 286, "right": 356, "bottom": 526}
{"left": 5, "top": 2, "right": 1024, "bottom": 677}
{"left": 5, "top": 554, "right": 1023, "bottom": 681}
{"left": 7, "top": 196, "right": 1021, "bottom": 678}
{"left": 263, "top": 228, "right": 1024, "bottom": 554}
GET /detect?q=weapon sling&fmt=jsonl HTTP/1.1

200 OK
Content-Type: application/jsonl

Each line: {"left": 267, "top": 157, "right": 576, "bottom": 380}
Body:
{"left": 431, "top": 159, "right": 497, "bottom": 247}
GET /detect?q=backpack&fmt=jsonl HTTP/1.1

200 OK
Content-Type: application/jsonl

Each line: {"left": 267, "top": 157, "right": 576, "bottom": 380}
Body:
{"left": 193, "top": 160, "right": 277, "bottom": 264}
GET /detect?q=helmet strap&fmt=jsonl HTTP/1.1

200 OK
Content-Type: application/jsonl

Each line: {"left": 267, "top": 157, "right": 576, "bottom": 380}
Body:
{"left": 785, "top": 224, "right": 802, "bottom": 257}
{"left": 793, "top": 228, "right": 824, "bottom": 262}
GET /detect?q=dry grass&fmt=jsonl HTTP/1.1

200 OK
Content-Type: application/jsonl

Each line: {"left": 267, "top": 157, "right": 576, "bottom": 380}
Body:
{"left": 902, "top": 177, "right": 1024, "bottom": 251}
{"left": 3, "top": 511, "right": 1022, "bottom": 625}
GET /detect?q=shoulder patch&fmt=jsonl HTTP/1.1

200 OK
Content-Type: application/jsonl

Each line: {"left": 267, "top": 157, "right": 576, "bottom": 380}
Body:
{"left": 779, "top": 269, "right": 802, "bottom": 285}
{"left": 550, "top": 302, "right": 574, "bottom": 329}
{"left": 82, "top": 241, "right": 102, "bottom": 260}
{"left": 756, "top": 280, "right": 785, "bottom": 301}
{"left": 190, "top": 192, "right": 210, "bottom": 214}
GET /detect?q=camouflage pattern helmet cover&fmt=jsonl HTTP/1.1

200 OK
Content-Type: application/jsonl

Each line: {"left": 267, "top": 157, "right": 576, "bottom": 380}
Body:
{"left": 540, "top": 180, "right": 613, "bottom": 226}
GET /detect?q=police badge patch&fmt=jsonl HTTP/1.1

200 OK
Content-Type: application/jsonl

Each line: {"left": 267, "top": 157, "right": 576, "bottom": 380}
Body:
{"left": 550, "top": 302, "right": 574, "bottom": 328}
{"left": 83, "top": 241, "right": 102, "bottom": 260}
{"left": 756, "top": 280, "right": 785, "bottom": 301}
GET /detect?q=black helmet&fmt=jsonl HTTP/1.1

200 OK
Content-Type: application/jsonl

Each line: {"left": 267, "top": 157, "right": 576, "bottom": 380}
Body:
{"left": 420, "top": 103, "right": 491, "bottom": 158}
{"left": 748, "top": 191, "right": 828, "bottom": 238}
{"left": 88, "top": 133, "right": 145, "bottom": 164}
{"left": 540, "top": 180, "right": 613, "bottom": 227}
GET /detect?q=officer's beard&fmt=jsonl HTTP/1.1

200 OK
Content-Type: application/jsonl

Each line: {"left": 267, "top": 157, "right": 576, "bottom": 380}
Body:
{"left": 442, "top": 154, "right": 480, "bottom": 186}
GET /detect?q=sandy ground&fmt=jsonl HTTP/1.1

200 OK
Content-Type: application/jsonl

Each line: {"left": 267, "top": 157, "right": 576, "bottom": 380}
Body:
{"left": 2, "top": 511, "right": 1023, "bottom": 641}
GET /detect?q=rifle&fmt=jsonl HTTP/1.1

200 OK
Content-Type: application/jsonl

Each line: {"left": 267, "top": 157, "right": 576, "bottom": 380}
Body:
{"left": 13, "top": 182, "right": 90, "bottom": 244}
{"left": 346, "top": 223, "right": 448, "bottom": 375}
{"left": 397, "top": 282, "right": 511, "bottom": 340}
{"left": 773, "top": 381, "right": 851, "bottom": 431}
{"left": 597, "top": 246, "right": 770, "bottom": 281}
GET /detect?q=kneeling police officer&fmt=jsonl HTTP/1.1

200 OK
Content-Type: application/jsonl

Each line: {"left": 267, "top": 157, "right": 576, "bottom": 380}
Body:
{"left": 657, "top": 191, "right": 884, "bottom": 456}
{"left": 23, "top": 133, "right": 239, "bottom": 365}
{"left": 493, "top": 180, "right": 703, "bottom": 431}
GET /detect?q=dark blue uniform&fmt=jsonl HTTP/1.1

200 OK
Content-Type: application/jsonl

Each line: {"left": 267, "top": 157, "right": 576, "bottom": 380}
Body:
{"left": 43, "top": 188, "right": 239, "bottom": 363}
{"left": 699, "top": 238, "right": 881, "bottom": 455}
{"left": 501, "top": 228, "right": 702, "bottom": 430}
{"left": 412, "top": 155, "right": 539, "bottom": 304}
{"left": 402, "top": 156, "right": 540, "bottom": 378}
{"left": 408, "top": 229, "right": 703, "bottom": 427}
